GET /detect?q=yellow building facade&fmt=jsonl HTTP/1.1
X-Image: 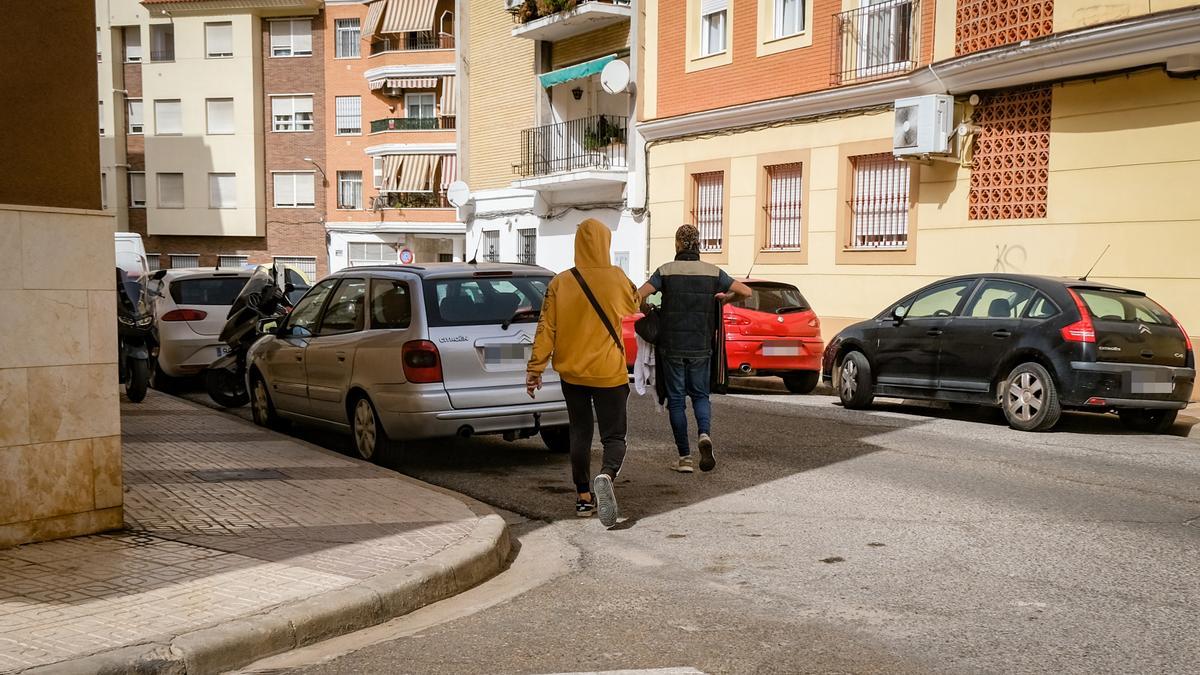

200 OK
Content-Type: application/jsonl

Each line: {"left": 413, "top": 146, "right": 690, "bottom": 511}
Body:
{"left": 642, "top": 1, "right": 1200, "bottom": 402}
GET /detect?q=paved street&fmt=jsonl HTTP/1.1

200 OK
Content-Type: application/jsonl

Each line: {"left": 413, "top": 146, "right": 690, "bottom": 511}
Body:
{"left": 179, "top": 383, "right": 1200, "bottom": 674}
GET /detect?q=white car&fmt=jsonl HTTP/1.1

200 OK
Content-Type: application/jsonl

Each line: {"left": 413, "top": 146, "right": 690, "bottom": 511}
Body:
{"left": 151, "top": 268, "right": 252, "bottom": 387}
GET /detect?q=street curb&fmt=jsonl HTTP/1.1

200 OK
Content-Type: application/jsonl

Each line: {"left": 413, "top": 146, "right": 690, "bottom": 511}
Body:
{"left": 18, "top": 394, "right": 513, "bottom": 675}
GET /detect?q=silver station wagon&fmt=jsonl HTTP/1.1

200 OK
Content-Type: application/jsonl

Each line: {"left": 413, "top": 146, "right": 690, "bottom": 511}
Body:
{"left": 245, "top": 263, "right": 569, "bottom": 461}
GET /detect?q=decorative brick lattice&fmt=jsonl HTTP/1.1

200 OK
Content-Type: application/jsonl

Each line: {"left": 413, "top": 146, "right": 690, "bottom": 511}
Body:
{"left": 969, "top": 88, "right": 1051, "bottom": 220}
{"left": 955, "top": 0, "right": 1054, "bottom": 56}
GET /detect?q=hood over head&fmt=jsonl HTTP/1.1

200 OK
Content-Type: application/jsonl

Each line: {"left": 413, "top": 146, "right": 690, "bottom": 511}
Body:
{"left": 574, "top": 218, "right": 613, "bottom": 269}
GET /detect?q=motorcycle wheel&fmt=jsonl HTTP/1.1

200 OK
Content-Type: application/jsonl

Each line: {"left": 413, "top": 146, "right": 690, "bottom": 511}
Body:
{"left": 125, "top": 359, "right": 149, "bottom": 403}
{"left": 205, "top": 368, "right": 249, "bottom": 408}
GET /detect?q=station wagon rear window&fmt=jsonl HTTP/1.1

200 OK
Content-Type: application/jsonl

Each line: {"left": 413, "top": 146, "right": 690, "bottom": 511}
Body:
{"left": 424, "top": 276, "right": 551, "bottom": 327}
{"left": 1075, "top": 289, "right": 1173, "bottom": 325}
{"left": 169, "top": 276, "right": 249, "bottom": 305}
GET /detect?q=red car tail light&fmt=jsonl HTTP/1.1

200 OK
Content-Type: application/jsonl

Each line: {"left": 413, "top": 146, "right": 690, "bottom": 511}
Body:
{"left": 808, "top": 317, "right": 820, "bottom": 329}
{"left": 402, "top": 340, "right": 443, "bottom": 383}
{"left": 161, "top": 309, "right": 208, "bottom": 322}
{"left": 723, "top": 314, "right": 751, "bottom": 326}
{"left": 1061, "top": 290, "right": 1096, "bottom": 343}
{"left": 1168, "top": 312, "right": 1193, "bottom": 353}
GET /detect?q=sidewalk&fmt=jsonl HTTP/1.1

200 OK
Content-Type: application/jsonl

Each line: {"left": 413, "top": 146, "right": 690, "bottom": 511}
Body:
{"left": 0, "top": 392, "right": 510, "bottom": 674}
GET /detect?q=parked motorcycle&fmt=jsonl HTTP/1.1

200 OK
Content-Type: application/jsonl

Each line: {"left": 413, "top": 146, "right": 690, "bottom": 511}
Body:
{"left": 205, "top": 264, "right": 293, "bottom": 408}
{"left": 116, "top": 252, "right": 156, "bottom": 403}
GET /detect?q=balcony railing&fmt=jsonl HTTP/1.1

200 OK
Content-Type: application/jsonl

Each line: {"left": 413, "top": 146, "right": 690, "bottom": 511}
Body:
{"left": 370, "top": 117, "right": 455, "bottom": 133}
{"left": 150, "top": 48, "right": 175, "bottom": 62}
{"left": 371, "top": 192, "right": 451, "bottom": 209}
{"left": 517, "top": 115, "right": 627, "bottom": 177}
{"left": 369, "top": 32, "right": 454, "bottom": 54}
{"left": 830, "top": 0, "right": 919, "bottom": 86}
{"left": 510, "top": 0, "right": 630, "bottom": 24}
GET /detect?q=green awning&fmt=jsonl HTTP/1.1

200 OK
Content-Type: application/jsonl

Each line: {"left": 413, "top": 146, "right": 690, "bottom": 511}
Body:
{"left": 538, "top": 54, "right": 618, "bottom": 89}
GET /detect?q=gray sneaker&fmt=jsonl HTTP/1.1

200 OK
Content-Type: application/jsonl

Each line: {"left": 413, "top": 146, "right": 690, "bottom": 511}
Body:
{"left": 672, "top": 456, "right": 695, "bottom": 473}
{"left": 698, "top": 434, "right": 716, "bottom": 472}
{"left": 592, "top": 473, "right": 619, "bottom": 528}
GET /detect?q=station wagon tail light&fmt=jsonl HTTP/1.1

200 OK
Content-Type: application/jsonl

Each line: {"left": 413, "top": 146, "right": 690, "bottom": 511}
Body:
{"left": 1061, "top": 290, "right": 1096, "bottom": 343}
{"left": 161, "top": 309, "right": 207, "bottom": 322}
{"left": 724, "top": 314, "right": 751, "bottom": 326}
{"left": 1168, "top": 312, "right": 1193, "bottom": 353}
{"left": 809, "top": 317, "right": 820, "bottom": 329}
{"left": 402, "top": 340, "right": 443, "bottom": 383}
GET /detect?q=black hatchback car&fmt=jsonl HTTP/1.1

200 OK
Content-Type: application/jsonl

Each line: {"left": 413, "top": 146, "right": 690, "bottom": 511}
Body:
{"left": 821, "top": 274, "right": 1195, "bottom": 432}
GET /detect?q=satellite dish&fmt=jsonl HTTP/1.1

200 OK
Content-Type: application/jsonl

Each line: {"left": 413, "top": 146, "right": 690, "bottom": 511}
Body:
{"left": 600, "top": 60, "right": 630, "bottom": 95}
{"left": 446, "top": 181, "right": 470, "bottom": 208}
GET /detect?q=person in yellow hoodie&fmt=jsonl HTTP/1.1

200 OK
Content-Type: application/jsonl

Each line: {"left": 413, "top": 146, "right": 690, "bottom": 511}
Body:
{"left": 526, "top": 218, "right": 638, "bottom": 527}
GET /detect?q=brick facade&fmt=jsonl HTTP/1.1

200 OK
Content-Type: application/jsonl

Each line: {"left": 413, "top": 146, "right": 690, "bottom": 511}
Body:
{"left": 653, "top": 0, "right": 936, "bottom": 120}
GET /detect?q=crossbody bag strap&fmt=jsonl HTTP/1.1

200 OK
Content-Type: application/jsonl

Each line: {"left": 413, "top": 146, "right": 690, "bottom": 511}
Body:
{"left": 570, "top": 268, "right": 623, "bottom": 353}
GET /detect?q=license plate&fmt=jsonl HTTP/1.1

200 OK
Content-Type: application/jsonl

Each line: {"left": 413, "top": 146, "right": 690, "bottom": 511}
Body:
{"left": 1131, "top": 370, "right": 1174, "bottom": 394}
{"left": 763, "top": 342, "right": 801, "bottom": 357}
{"left": 483, "top": 344, "right": 529, "bottom": 365}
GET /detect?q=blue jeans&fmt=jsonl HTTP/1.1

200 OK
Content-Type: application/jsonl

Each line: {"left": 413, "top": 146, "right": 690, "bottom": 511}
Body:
{"left": 664, "top": 356, "right": 711, "bottom": 457}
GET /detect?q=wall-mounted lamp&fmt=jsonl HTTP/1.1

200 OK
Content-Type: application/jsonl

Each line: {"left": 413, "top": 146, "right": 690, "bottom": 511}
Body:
{"left": 303, "top": 157, "right": 327, "bottom": 183}
{"left": 571, "top": 87, "right": 583, "bottom": 101}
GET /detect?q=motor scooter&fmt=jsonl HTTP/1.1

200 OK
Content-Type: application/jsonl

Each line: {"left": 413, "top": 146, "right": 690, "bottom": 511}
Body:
{"left": 205, "top": 264, "right": 293, "bottom": 407}
{"left": 115, "top": 252, "right": 156, "bottom": 403}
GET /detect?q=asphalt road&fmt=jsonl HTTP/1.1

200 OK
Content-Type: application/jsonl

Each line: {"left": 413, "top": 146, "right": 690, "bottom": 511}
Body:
{"left": 178, "top": 383, "right": 1200, "bottom": 674}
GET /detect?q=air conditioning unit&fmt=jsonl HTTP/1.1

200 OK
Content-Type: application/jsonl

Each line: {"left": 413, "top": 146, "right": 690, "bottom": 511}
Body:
{"left": 505, "top": 0, "right": 525, "bottom": 13}
{"left": 893, "top": 94, "right": 955, "bottom": 157}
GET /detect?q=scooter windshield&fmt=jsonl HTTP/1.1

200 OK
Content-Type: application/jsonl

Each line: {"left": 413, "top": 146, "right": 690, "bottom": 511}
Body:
{"left": 225, "top": 265, "right": 275, "bottom": 319}
{"left": 115, "top": 251, "right": 152, "bottom": 316}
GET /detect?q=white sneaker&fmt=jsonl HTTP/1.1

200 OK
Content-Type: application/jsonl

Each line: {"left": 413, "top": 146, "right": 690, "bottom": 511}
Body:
{"left": 592, "top": 473, "right": 619, "bottom": 528}
{"left": 672, "top": 456, "right": 695, "bottom": 473}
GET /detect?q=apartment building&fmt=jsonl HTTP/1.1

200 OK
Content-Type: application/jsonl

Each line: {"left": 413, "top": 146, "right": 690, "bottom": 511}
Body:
{"left": 98, "top": 0, "right": 328, "bottom": 280}
{"left": 323, "top": 0, "right": 463, "bottom": 271}
{"left": 641, "top": 0, "right": 1200, "bottom": 355}
{"left": 460, "top": 0, "right": 647, "bottom": 280}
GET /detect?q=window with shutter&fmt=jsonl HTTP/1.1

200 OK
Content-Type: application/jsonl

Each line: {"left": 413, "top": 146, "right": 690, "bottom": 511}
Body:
{"left": 206, "top": 98, "right": 234, "bottom": 135}
{"left": 127, "top": 99, "right": 143, "bottom": 134}
{"left": 218, "top": 255, "right": 248, "bottom": 268}
{"left": 270, "top": 19, "right": 312, "bottom": 57}
{"left": 848, "top": 152, "right": 910, "bottom": 249}
{"left": 273, "top": 173, "right": 315, "bottom": 208}
{"left": 157, "top": 173, "right": 184, "bottom": 209}
{"left": 700, "top": 0, "right": 727, "bottom": 56}
{"left": 692, "top": 171, "right": 724, "bottom": 252}
{"left": 271, "top": 95, "right": 313, "bottom": 132}
{"left": 764, "top": 163, "right": 803, "bottom": 250}
{"left": 154, "top": 100, "right": 181, "bottom": 135}
{"left": 205, "top": 22, "right": 233, "bottom": 57}
{"left": 335, "top": 96, "right": 361, "bottom": 135}
{"left": 209, "top": 173, "right": 236, "bottom": 209}
{"left": 123, "top": 26, "right": 142, "bottom": 62}
{"left": 373, "top": 157, "right": 384, "bottom": 189}
{"left": 129, "top": 172, "right": 146, "bottom": 208}
{"left": 170, "top": 254, "right": 200, "bottom": 269}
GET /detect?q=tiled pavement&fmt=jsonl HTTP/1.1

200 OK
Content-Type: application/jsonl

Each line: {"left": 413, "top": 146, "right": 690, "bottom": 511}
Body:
{"left": 0, "top": 393, "right": 490, "bottom": 673}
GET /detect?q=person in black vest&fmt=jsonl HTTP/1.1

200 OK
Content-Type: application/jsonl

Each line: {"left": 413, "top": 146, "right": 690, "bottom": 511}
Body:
{"left": 638, "top": 225, "right": 750, "bottom": 472}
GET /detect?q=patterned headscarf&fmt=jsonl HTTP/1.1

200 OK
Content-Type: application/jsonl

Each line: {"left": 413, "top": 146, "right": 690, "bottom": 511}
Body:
{"left": 675, "top": 224, "right": 700, "bottom": 252}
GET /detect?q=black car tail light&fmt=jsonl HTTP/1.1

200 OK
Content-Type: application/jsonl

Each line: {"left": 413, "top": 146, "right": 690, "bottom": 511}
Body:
{"left": 402, "top": 340, "right": 443, "bottom": 383}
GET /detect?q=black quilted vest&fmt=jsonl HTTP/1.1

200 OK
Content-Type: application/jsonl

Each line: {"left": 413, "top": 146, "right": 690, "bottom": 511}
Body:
{"left": 658, "top": 251, "right": 722, "bottom": 358}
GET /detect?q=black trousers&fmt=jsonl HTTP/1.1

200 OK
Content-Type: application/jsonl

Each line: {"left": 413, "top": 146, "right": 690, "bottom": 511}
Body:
{"left": 560, "top": 381, "right": 629, "bottom": 493}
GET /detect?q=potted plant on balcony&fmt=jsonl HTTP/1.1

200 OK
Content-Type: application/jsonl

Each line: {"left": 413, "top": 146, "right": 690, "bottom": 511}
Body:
{"left": 536, "top": 0, "right": 578, "bottom": 17}
{"left": 583, "top": 115, "right": 621, "bottom": 155}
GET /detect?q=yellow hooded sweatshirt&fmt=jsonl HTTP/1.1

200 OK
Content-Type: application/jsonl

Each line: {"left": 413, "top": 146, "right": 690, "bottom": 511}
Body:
{"left": 528, "top": 218, "right": 638, "bottom": 388}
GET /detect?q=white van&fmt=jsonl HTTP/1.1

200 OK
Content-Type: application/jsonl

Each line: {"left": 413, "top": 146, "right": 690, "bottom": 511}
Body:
{"left": 114, "top": 232, "right": 147, "bottom": 262}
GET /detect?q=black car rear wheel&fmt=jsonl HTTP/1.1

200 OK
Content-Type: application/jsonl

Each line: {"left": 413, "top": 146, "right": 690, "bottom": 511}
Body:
{"left": 837, "top": 351, "right": 874, "bottom": 409}
{"left": 1001, "top": 362, "right": 1061, "bottom": 432}
{"left": 1118, "top": 409, "right": 1178, "bottom": 434}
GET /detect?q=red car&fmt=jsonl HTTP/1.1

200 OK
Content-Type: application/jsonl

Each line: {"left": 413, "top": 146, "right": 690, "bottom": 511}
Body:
{"left": 622, "top": 279, "right": 824, "bottom": 393}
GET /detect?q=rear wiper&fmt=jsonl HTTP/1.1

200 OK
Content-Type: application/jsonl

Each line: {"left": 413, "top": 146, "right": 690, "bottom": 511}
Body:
{"left": 502, "top": 308, "right": 540, "bottom": 330}
{"left": 776, "top": 306, "right": 809, "bottom": 314}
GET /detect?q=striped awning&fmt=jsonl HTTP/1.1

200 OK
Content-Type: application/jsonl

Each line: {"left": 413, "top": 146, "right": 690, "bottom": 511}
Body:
{"left": 439, "top": 155, "right": 457, "bottom": 191}
{"left": 368, "top": 77, "right": 439, "bottom": 91}
{"left": 364, "top": 0, "right": 385, "bottom": 36}
{"left": 381, "top": 155, "right": 435, "bottom": 193}
{"left": 439, "top": 75, "right": 457, "bottom": 117}
{"left": 380, "top": 0, "right": 438, "bottom": 34}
